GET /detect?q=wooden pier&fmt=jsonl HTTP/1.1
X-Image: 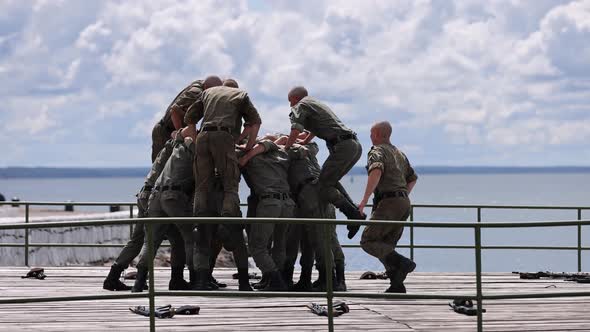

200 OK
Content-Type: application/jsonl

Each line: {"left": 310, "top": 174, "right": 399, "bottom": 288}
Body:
{"left": 0, "top": 267, "right": 589, "bottom": 331}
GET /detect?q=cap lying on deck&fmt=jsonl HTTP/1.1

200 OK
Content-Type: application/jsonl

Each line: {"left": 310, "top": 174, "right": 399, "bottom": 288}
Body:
{"left": 21, "top": 267, "right": 46, "bottom": 280}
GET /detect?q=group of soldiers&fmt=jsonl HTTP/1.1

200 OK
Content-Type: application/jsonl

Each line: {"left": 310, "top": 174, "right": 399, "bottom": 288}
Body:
{"left": 102, "top": 75, "right": 418, "bottom": 294}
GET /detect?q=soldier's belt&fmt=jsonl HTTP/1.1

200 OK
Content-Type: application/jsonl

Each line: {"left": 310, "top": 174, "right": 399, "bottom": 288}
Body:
{"left": 327, "top": 133, "right": 357, "bottom": 146}
{"left": 259, "top": 192, "right": 291, "bottom": 200}
{"left": 202, "top": 126, "right": 231, "bottom": 133}
{"left": 377, "top": 191, "right": 409, "bottom": 200}
{"left": 155, "top": 185, "right": 193, "bottom": 195}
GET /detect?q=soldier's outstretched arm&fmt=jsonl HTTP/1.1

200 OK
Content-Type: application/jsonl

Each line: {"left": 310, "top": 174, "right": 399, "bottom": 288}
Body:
{"left": 244, "top": 123, "right": 261, "bottom": 151}
{"left": 284, "top": 128, "right": 301, "bottom": 149}
{"left": 359, "top": 169, "right": 382, "bottom": 213}
{"left": 238, "top": 142, "right": 266, "bottom": 167}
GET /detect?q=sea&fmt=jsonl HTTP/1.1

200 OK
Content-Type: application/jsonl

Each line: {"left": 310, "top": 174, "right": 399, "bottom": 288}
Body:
{"left": 1, "top": 172, "right": 589, "bottom": 272}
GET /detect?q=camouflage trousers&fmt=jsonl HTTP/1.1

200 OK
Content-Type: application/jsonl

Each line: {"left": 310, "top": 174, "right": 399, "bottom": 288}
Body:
{"left": 112, "top": 195, "right": 148, "bottom": 269}
{"left": 248, "top": 197, "right": 295, "bottom": 273}
{"left": 136, "top": 191, "right": 195, "bottom": 270}
{"left": 194, "top": 131, "right": 240, "bottom": 217}
{"left": 319, "top": 139, "right": 362, "bottom": 211}
{"left": 360, "top": 197, "right": 411, "bottom": 271}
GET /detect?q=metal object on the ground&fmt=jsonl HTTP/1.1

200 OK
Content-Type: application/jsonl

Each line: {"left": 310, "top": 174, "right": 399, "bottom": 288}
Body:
{"left": 21, "top": 267, "right": 46, "bottom": 280}
{"left": 130, "top": 304, "right": 175, "bottom": 319}
{"left": 307, "top": 301, "right": 349, "bottom": 317}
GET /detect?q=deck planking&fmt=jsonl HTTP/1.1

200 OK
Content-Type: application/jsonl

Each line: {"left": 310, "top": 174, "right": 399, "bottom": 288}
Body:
{"left": 0, "top": 267, "right": 589, "bottom": 331}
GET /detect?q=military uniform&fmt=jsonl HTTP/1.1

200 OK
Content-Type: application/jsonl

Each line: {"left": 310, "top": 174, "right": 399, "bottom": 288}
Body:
{"left": 133, "top": 132, "right": 197, "bottom": 291}
{"left": 103, "top": 140, "right": 176, "bottom": 291}
{"left": 242, "top": 140, "right": 294, "bottom": 291}
{"left": 285, "top": 143, "right": 346, "bottom": 291}
{"left": 289, "top": 96, "right": 363, "bottom": 219}
{"left": 360, "top": 143, "right": 418, "bottom": 293}
{"left": 151, "top": 80, "right": 203, "bottom": 161}
{"left": 187, "top": 86, "right": 261, "bottom": 217}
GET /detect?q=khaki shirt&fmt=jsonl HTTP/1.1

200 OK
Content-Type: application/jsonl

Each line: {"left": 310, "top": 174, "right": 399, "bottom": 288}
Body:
{"left": 289, "top": 96, "right": 353, "bottom": 142}
{"left": 161, "top": 80, "right": 203, "bottom": 132}
{"left": 154, "top": 133, "right": 195, "bottom": 191}
{"left": 185, "top": 86, "right": 261, "bottom": 139}
{"left": 145, "top": 138, "right": 178, "bottom": 187}
{"left": 366, "top": 143, "right": 418, "bottom": 195}
{"left": 286, "top": 142, "right": 320, "bottom": 194}
{"left": 242, "top": 140, "right": 290, "bottom": 195}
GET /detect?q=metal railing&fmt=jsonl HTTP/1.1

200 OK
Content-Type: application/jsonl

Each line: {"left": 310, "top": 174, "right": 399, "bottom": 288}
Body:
{"left": 1, "top": 201, "right": 588, "bottom": 270}
{"left": 0, "top": 201, "right": 589, "bottom": 331}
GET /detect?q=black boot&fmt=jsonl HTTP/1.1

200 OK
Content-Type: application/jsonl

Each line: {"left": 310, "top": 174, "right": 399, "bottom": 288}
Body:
{"left": 312, "top": 266, "right": 336, "bottom": 292}
{"left": 103, "top": 264, "right": 131, "bottom": 291}
{"left": 385, "top": 270, "right": 406, "bottom": 293}
{"left": 132, "top": 267, "right": 148, "bottom": 293}
{"left": 210, "top": 273, "right": 227, "bottom": 288}
{"left": 384, "top": 251, "right": 416, "bottom": 284}
{"left": 281, "top": 265, "right": 295, "bottom": 290}
{"left": 238, "top": 268, "right": 253, "bottom": 291}
{"left": 291, "top": 266, "right": 313, "bottom": 292}
{"left": 252, "top": 272, "right": 270, "bottom": 290}
{"left": 261, "top": 270, "right": 288, "bottom": 291}
{"left": 192, "top": 269, "right": 216, "bottom": 291}
{"left": 169, "top": 266, "right": 191, "bottom": 290}
{"left": 334, "top": 262, "right": 347, "bottom": 292}
{"left": 189, "top": 269, "right": 198, "bottom": 287}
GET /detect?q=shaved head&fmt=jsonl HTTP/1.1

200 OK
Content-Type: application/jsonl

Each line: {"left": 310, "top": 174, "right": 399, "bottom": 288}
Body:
{"left": 223, "top": 78, "right": 239, "bottom": 88}
{"left": 287, "top": 86, "right": 308, "bottom": 107}
{"left": 203, "top": 75, "right": 223, "bottom": 89}
{"left": 370, "top": 121, "right": 392, "bottom": 144}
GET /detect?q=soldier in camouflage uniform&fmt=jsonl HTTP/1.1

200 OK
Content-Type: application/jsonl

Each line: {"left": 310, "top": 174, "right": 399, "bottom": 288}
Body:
{"left": 358, "top": 121, "right": 418, "bottom": 293}
{"left": 239, "top": 139, "right": 295, "bottom": 291}
{"left": 282, "top": 140, "right": 347, "bottom": 292}
{"left": 151, "top": 80, "right": 203, "bottom": 161}
{"left": 185, "top": 76, "right": 261, "bottom": 289}
{"left": 132, "top": 129, "right": 197, "bottom": 292}
{"left": 102, "top": 139, "right": 177, "bottom": 291}
{"left": 283, "top": 86, "right": 365, "bottom": 235}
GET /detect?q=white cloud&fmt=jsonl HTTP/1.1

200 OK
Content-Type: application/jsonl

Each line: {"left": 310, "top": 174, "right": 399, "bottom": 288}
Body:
{"left": 0, "top": 0, "right": 589, "bottom": 166}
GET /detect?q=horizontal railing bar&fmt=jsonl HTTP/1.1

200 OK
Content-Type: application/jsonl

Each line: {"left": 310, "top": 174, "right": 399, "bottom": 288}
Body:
{"left": 341, "top": 244, "right": 590, "bottom": 251}
{"left": 1, "top": 201, "right": 589, "bottom": 210}
{"left": 3, "top": 289, "right": 589, "bottom": 305}
{"left": 2, "top": 243, "right": 589, "bottom": 251}
{"left": 1, "top": 217, "right": 590, "bottom": 231}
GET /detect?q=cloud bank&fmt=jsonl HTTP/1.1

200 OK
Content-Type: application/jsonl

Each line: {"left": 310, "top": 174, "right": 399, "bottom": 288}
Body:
{"left": 0, "top": 0, "right": 589, "bottom": 166}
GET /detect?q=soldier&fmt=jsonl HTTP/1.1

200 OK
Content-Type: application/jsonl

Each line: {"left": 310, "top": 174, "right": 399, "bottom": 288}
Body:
{"left": 239, "top": 138, "right": 295, "bottom": 291}
{"left": 151, "top": 80, "right": 204, "bottom": 161}
{"left": 282, "top": 86, "right": 365, "bottom": 238}
{"left": 358, "top": 121, "right": 418, "bottom": 293}
{"left": 186, "top": 76, "right": 261, "bottom": 290}
{"left": 102, "top": 138, "right": 177, "bottom": 291}
{"left": 132, "top": 128, "right": 197, "bottom": 292}
{"left": 280, "top": 137, "right": 347, "bottom": 292}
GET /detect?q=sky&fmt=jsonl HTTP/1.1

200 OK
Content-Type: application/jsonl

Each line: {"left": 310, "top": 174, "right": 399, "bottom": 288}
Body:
{"left": 0, "top": 0, "right": 589, "bottom": 167}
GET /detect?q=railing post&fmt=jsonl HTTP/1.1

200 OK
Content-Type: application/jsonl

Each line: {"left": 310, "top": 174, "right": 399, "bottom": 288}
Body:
{"left": 410, "top": 206, "right": 414, "bottom": 261}
{"left": 477, "top": 207, "right": 481, "bottom": 223}
{"left": 578, "top": 208, "right": 582, "bottom": 272}
{"left": 24, "top": 204, "right": 29, "bottom": 266}
{"left": 474, "top": 223, "right": 483, "bottom": 332}
{"left": 129, "top": 205, "right": 134, "bottom": 236}
{"left": 322, "top": 223, "right": 335, "bottom": 332}
{"left": 147, "top": 222, "right": 156, "bottom": 332}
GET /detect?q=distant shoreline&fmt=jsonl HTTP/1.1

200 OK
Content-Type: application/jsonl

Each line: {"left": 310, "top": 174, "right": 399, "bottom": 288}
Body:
{"left": 2, "top": 166, "right": 590, "bottom": 179}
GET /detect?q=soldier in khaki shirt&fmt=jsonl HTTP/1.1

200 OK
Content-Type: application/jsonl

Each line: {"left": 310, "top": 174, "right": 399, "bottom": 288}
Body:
{"left": 358, "top": 121, "right": 418, "bottom": 293}
{"left": 151, "top": 80, "right": 203, "bottom": 162}
{"left": 283, "top": 86, "right": 365, "bottom": 231}
{"left": 185, "top": 76, "right": 261, "bottom": 218}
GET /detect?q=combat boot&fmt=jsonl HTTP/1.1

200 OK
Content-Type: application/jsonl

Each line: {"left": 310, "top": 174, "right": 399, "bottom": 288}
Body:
{"left": 132, "top": 267, "right": 148, "bottom": 293}
{"left": 169, "top": 266, "right": 191, "bottom": 290}
{"left": 192, "top": 269, "right": 216, "bottom": 291}
{"left": 281, "top": 265, "right": 295, "bottom": 290}
{"left": 312, "top": 266, "right": 336, "bottom": 292}
{"left": 385, "top": 270, "right": 406, "bottom": 293}
{"left": 103, "top": 264, "right": 131, "bottom": 291}
{"left": 384, "top": 251, "right": 416, "bottom": 284}
{"left": 252, "top": 272, "right": 270, "bottom": 290}
{"left": 261, "top": 270, "right": 288, "bottom": 291}
{"left": 238, "top": 268, "right": 253, "bottom": 291}
{"left": 334, "top": 262, "right": 347, "bottom": 292}
{"left": 291, "top": 266, "right": 313, "bottom": 292}
{"left": 189, "top": 269, "right": 198, "bottom": 287}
